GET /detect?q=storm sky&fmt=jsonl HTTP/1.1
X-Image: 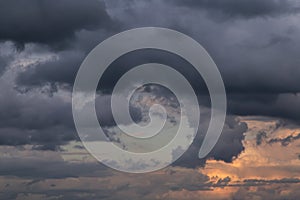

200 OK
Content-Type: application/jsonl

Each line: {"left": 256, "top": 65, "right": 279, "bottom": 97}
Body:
{"left": 1, "top": 0, "right": 300, "bottom": 199}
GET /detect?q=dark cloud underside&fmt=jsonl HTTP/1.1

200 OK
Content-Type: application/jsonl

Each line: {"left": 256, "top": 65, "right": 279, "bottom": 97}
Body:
{"left": 171, "top": 0, "right": 300, "bottom": 19}
{"left": 0, "top": 1, "right": 300, "bottom": 192}
{"left": 0, "top": 0, "right": 114, "bottom": 46}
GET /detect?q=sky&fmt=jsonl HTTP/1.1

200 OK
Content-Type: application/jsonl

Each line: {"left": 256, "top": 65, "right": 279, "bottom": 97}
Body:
{"left": 1, "top": 0, "right": 300, "bottom": 199}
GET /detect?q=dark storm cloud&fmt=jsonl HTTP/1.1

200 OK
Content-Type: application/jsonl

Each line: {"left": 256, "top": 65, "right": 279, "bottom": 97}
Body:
{"left": 0, "top": 0, "right": 114, "bottom": 46}
{"left": 0, "top": 127, "right": 75, "bottom": 148}
{"left": 0, "top": 43, "right": 14, "bottom": 76}
{"left": 0, "top": 68, "right": 76, "bottom": 147}
{"left": 227, "top": 93, "right": 300, "bottom": 123}
{"left": 0, "top": 74, "right": 143, "bottom": 147}
{"left": 13, "top": 0, "right": 300, "bottom": 124}
{"left": 207, "top": 117, "right": 247, "bottom": 162}
{"left": 0, "top": 0, "right": 298, "bottom": 164}
{"left": 0, "top": 0, "right": 300, "bottom": 171}
{"left": 0, "top": 94, "right": 87, "bottom": 148}
{"left": 0, "top": 92, "right": 73, "bottom": 130}
{"left": 95, "top": 94, "right": 143, "bottom": 127}
{"left": 173, "top": 116, "right": 247, "bottom": 168}
{"left": 0, "top": 70, "right": 75, "bottom": 148}
{"left": 15, "top": 49, "right": 205, "bottom": 94}
{"left": 0, "top": 55, "right": 9, "bottom": 75}
{"left": 108, "top": 0, "right": 300, "bottom": 94}
{"left": 16, "top": 50, "right": 84, "bottom": 87}
{"left": 171, "top": 0, "right": 300, "bottom": 19}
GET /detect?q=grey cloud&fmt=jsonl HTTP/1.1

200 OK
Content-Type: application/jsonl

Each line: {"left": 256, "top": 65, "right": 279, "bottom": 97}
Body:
{"left": 0, "top": 0, "right": 115, "bottom": 46}
{"left": 171, "top": 0, "right": 300, "bottom": 19}
{"left": 107, "top": 0, "right": 300, "bottom": 95}
{"left": 0, "top": 80, "right": 76, "bottom": 147}
{"left": 0, "top": 43, "right": 14, "bottom": 76}
{"left": 16, "top": 50, "right": 85, "bottom": 88}
{"left": 0, "top": 70, "right": 146, "bottom": 148}
{"left": 1, "top": 0, "right": 300, "bottom": 175}
{"left": 0, "top": 55, "right": 9, "bottom": 75}
{"left": 96, "top": 94, "right": 143, "bottom": 128}
{"left": 94, "top": 84, "right": 247, "bottom": 167}
{"left": 173, "top": 115, "right": 247, "bottom": 168}
{"left": 228, "top": 93, "right": 300, "bottom": 123}
{"left": 0, "top": 126, "right": 75, "bottom": 147}
{"left": 206, "top": 117, "right": 247, "bottom": 162}
{"left": 14, "top": 0, "right": 300, "bottom": 123}
{"left": 0, "top": 67, "right": 77, "bottom": 147}
{"left": 0, "top": 163, "right": 212, "bottom": 200}
{"left": 0, "top": 156, "right": 111, "bottom": 179}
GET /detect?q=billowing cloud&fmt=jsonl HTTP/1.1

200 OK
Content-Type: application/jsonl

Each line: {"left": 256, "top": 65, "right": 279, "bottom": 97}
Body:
{"left": 11, "top": 0, "right": 300, "bottom": 123}
{"left": 174, "top": 115, "right": 247, "bottom": 168}
{"left": 0, "top": 1, "right": 300, "bottom": 199}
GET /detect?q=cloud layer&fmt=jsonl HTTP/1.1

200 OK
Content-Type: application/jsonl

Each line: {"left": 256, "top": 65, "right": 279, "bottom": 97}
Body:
{"left": 0, "top": 1, "right": 300, "bottom": 199}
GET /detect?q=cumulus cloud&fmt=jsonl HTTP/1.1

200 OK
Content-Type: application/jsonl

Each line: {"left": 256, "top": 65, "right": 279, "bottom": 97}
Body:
{"left": 0, "top": 1, "right": 300, "bottom": 199}
{"left": 174, "top": 115, "right": 247, "bottom": 168}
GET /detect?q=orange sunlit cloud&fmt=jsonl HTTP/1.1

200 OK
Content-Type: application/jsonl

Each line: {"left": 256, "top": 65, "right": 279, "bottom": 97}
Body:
{"left": 200, "top": 117, "right": 300, "bottom": 182}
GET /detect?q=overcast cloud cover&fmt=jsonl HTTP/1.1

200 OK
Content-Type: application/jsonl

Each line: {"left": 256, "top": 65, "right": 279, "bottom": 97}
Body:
{"left": 0, "top": 0, "right": 300, "bottom": 199}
